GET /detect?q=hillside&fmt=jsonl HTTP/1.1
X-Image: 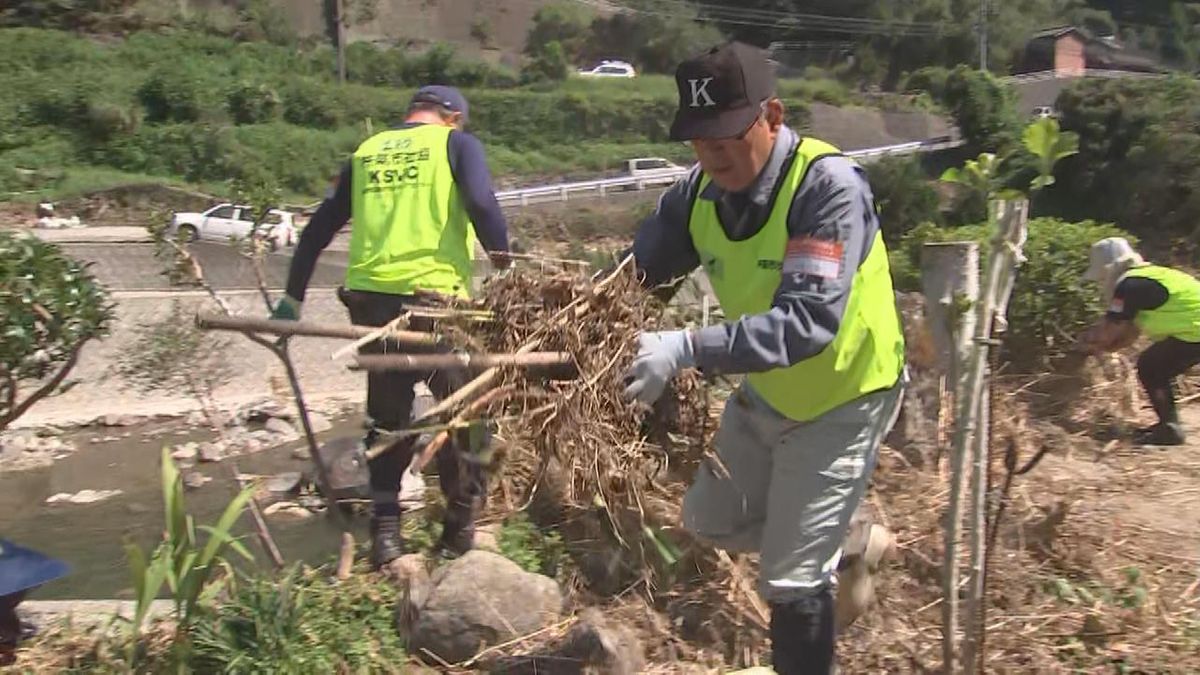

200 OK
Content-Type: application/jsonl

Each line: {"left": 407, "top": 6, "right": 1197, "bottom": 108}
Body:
{"left": 203, "top": 0, "right": 561, "bottom": 66}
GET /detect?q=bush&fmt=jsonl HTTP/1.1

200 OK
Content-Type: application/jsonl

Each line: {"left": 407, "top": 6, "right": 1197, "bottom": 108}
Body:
{"left": 138, "top": 64, "right": 219, "bottom": 123}
{"left": 892, "top": 218, "right": 1135, "bottom": 368}
{"left": 0, "top": 230, "right": 114, "bottom": 430}
{"left": 902, "top": 66, "right": 950, "bottom": 100}
{"left": 226, "top": 81, "right": 282, "bottom": 124}
{"left": 524, "top": 1, "right": 592, "bottom": 62}
{"left": 522, "top": 40, "right": 570, "bottom": 84}
{"left": 941, "top": 65, "right": 1021, "bottom": 155}
{"left": 866, "top": 155, "right": 941, "bottom": 246}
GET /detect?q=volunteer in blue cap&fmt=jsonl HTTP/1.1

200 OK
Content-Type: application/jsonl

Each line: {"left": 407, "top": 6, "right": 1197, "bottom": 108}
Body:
{"left": 1, "top": 539, "right": 69, "bottom": 665}
{"left": 274, "top": 85, "right": 511, "bottom": 568}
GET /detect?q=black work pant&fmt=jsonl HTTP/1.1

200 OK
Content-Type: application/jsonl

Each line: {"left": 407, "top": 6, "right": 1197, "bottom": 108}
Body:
{"left": 339, "top": 287, "right": 488, "bottom": 535}
{"left": 1136, "top": 337, "right": 1200, "bottom": 426}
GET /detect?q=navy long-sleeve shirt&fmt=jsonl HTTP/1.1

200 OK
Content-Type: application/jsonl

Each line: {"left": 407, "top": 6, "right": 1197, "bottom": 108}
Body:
{"left": 285, "top": 122, "right": 509, "bottom": 301}
{"left": 630, "top": 125, "right": 885, "bottom": 376}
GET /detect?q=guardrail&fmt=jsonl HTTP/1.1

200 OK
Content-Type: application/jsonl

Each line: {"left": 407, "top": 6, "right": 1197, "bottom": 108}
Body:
{"left": 491, "top": 136, "right": 961, "bottom": 207}
{"left": 1001, "top": 68, "right": 1167, "bottom": 85}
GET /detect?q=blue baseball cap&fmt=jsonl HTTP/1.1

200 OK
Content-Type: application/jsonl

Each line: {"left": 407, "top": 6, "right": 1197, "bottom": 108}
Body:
{"left": 0, "top": 540, "right": 69, "bottom": 597}
{"left": 411, "top": 85, "right": 469, "bottom": 124}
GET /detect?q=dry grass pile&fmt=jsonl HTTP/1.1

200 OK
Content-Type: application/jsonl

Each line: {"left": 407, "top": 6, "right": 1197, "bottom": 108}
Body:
{"left": 841, "top": 367, "right": 1200, "bottom": 673}
{"left": 431, "top": 261, "right": 771, "bottom": 667}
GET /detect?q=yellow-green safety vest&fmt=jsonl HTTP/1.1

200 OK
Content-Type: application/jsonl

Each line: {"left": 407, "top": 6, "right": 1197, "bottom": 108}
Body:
{"left": 347, "top": 124, "right": 477, "bottom": 298}
{"left": 688, "top": 138, "right": 905, "bottom": 422}
{"left": 1122, "top": 265, "right": 1200, "bottom": 342}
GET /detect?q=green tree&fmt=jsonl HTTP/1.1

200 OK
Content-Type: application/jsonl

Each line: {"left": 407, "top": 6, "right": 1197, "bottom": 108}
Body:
{"left": 522, "top": 40, "right": 570, "bottom": 84}
{"left": 524, "top": 1, "right": 593, "bottom": 64}
{"left": 942, "top": 65, "right": 1021, "bottom": 155}
{"left": 866, "top": 155, "right": 943, "bottom": 246}
{"left": 1, "top": 231, "right": 114, "bottom": 431}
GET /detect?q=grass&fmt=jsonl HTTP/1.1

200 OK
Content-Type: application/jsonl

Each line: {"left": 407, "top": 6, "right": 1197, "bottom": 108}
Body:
{"left": 18, "top": 565, "right": 410, "bottom": 673}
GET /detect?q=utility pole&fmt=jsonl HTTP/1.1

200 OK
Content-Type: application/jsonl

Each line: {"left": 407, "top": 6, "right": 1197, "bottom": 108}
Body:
{"left": 335, "top": 0, "right": 347, "bottom": 83}
{"left": 978, "top": 0, "right": 988, "bottom": 71}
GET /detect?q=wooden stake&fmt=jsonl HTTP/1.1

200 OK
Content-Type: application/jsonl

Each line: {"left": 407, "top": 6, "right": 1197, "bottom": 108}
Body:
{"left": 922, "top": 241, "right": 980, "bottom": 674}
{"left": 195, "top": 313, "right": 436, "bottom": 346}
{"left": 352, "top": 351, "right": 574, "bottom": 372}
{"left": 336, "top": 531, "right": 355, "bottom": 580}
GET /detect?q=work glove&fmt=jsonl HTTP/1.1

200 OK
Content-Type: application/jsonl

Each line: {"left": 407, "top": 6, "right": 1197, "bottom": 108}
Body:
{"left": 270, "top": 295, "right": 302, "bottom": 321}
{"left": 622, "top": 330, "right": 695, "bottom": 405}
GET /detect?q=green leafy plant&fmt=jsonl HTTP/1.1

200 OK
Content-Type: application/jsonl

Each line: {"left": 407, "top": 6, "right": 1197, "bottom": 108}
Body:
{"left": 111, "top": 300, "right": 234, "bottom": 431}
{"left": 125, "top": 447, "right": 255, "bottom": 642}
{"left": 940, "top": 152, "right": 1002, "bottom": 197}
{"left": 1024, "top": 117, "right": 1080, "bottom": 192}
{"left": 0, "top": 230, "right": 113, "bottom": 431}
{"left": 893, "top": 219, "right": 1135, "bottom": 368}
{"left": 498, "top": 512, "right": 566, "bottom": 577}
{"left": 189, "top": 567, "right": 407, "bottom": 673}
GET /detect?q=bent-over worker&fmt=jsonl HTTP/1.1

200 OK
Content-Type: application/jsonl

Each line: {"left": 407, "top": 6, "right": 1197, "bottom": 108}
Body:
{"left": 1082, "top": 237, "right": 1200, "bottom": 446}
{"left": 619, "top": 42, "right": 905, "bottom": 673}
{"left": 275, "top": 85, "right": 510, "bottom": 567}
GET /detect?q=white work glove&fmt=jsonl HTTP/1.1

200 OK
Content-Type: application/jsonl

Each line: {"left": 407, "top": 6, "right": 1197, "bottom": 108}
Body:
{"left": 622, "top": 330, "right": 696, "bottom": 405}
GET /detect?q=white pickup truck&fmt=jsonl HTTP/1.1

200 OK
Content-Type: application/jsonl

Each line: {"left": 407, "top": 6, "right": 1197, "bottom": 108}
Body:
{"left": 169, "top": 203, "right": 297, "bottom": 251}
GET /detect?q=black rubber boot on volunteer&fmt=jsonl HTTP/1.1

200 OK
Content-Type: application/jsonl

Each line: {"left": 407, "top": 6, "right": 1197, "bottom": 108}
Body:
{"left": 1134, "top": 422, "right": 1186, "bottom": 446}
{"left": 369, "top": 514, "right": 406, "bottom": 568}
{"left": 770, "top": 588, "right": 837, "bottom": 675}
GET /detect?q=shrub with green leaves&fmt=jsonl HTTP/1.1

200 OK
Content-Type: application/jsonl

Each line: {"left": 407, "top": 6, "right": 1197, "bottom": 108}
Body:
{"left": 866, "top": 155, "right": 942, "bottom": 246}
{"left": 226, "top": 81, "right": 281, "bottom": 125}
{"left": 0, "top": 230, "right": 113, "bottom": 430}
{"left": 892, "top": 219, "right": 1135, "bottom": 368}
{"left": 498, "top": 512, "right": 566, "bottom": 578}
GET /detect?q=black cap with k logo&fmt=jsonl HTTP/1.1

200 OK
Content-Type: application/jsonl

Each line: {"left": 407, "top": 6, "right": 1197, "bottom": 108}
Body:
{"left": 669, "top": 41, "right": 777, "bottom": 142}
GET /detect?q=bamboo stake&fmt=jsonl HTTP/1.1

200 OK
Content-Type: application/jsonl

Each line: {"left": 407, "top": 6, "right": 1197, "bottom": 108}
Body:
{"left": 195, "top": 313, "right": 437, "bottom": 345}
{"left": 352, "top": 351, "right": 573, "bottom": 372}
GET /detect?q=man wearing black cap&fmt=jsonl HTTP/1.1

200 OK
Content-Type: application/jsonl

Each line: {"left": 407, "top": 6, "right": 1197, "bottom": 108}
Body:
{"left": 621, "top": 42, "right": 905, "bottom": 672}
{"left": 275, "top": 85, "right": 510, "bottom": 568}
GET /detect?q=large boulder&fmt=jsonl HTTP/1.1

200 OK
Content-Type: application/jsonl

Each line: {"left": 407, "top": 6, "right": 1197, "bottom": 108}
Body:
{"left": 489, "top": 608, "right": 644, "bottom": 675}
{"left": 408, "top": 550, "right": 564, "bottom": 665}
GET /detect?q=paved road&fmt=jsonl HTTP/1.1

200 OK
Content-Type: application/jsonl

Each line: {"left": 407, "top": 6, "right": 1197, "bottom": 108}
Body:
{"left": 60, "top": 241, "right": 349, "bottom": 292}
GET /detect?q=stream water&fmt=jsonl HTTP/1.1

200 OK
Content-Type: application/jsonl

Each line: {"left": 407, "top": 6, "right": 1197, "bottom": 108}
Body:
{"left": 0, "top": 419, "right": 372, "bottom": 600}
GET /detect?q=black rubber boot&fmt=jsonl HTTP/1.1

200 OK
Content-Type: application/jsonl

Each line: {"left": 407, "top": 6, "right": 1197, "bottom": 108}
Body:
{"left": 1134, "top": 422, "right": 1186, "bottom": 446}
{"left": 435, "top": 498, "right": 478, "bottom": 561}
{"left": 369, "top": 514, "right": 406, "bottom": 568}
{"left": 770, "top": 587, "right": 837, "bottom": 675}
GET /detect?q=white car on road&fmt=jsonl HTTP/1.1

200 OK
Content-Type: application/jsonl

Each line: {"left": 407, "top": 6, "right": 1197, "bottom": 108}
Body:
{"left": 622, "top": 157, "right": 686, "bottom": 188}
{"left": 578, "top": 60, "right": 637, "bottom": 78}
{"left": 170, "top": 203, "right": 297, "bottom": 250}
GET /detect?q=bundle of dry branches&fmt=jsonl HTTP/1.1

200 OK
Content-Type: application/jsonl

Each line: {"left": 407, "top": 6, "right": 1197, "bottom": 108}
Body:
{"left": 422, "top": 262, "right": 770, "bottom": 666}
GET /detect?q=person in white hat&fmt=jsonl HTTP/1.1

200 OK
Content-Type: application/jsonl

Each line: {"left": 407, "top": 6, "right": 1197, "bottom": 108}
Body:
{"left": 1081, "top": 237, "right": 1200, "bottom": 445}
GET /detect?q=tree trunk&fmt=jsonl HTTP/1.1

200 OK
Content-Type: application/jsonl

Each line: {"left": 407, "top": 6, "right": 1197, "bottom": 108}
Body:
{"left": 335, "top": 0, "right": 347, "bottom": 84}
{"left": 956, "top": 199, "right": 1030, "bottom": 673}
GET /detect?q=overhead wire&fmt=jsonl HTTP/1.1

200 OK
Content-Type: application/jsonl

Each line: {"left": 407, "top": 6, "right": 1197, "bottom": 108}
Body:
{"left": 567, "top": 0, "right": 947, "bottom": 37}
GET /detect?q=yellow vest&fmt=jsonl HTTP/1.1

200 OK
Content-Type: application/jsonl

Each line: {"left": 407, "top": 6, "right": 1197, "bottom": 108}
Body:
{"left": 688, "top": 138, "right": 905, "bottom": 421}
{"left": 347, "top": 124, "right": 477, "bottom": 298}
{"left": 1123, "top": 265, "right": 1200, "bottom": 343}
